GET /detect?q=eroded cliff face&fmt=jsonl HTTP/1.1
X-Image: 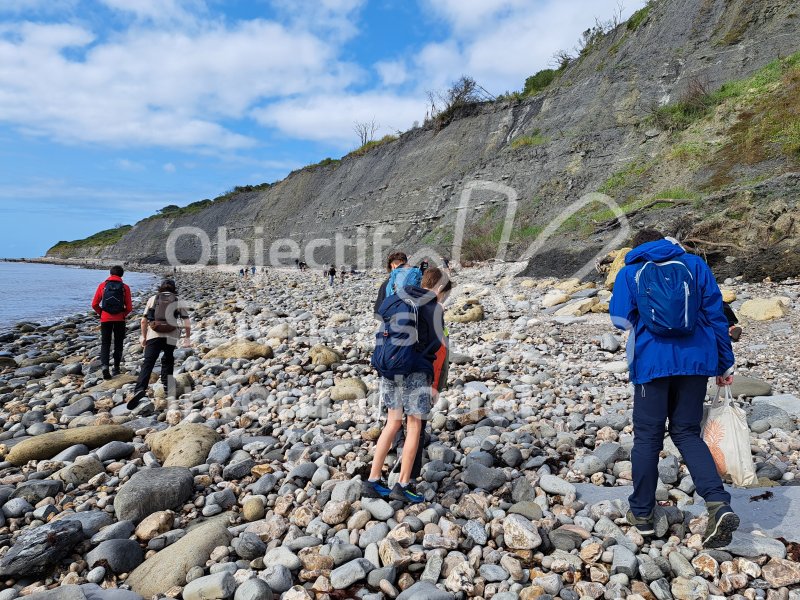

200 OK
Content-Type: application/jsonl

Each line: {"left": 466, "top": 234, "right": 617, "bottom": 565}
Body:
{"left": 48, "top": 0, "right": 800, "bottom": 279}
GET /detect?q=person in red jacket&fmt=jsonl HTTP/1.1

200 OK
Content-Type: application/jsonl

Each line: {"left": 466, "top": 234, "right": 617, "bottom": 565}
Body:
{"left": 91, "top": 265, "right": 133, "bottom": 379}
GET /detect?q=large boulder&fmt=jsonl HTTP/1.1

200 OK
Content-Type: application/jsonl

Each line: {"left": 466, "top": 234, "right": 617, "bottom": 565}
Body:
{"left": 204, "top": 340, "right": 273, "bottom": 360}
{"left": 739, "top": 297, "right": 790, "bottom": 321}
{"left": 445, "top": 300, "right": 484, "bottom": 323}
{"left": 146, "top": 422, "right": 222, "bottom": 467}
{"left": 266, "top": 323, "right": 296, "bottom": 340}
{"left": 329, "top": 378, "right": 368, "bottom": 401}
{"left": 126, "top": 516, "right": 232, "bottom": 598}
{"left": 554, "top": 298, "right": 598, "bottom": 317}
{"left": 308, "top": 344, "right": 343, "bottom": 366}
{"left": 114, "top": 467, "right": 194, "bottom": 523}
{"left": 5, "top": 425, "right": 135, "bottom": 465}
{"left": 605, "top": 248, "right": 631, "bottom": 290}
{"left": 0, "top": 519, "right": 84, "bottom": 577}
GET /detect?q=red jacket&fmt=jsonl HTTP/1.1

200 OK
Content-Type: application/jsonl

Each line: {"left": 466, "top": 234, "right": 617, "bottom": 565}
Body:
{"left": 92, "top": 276, "right": 133, "bottom": 322}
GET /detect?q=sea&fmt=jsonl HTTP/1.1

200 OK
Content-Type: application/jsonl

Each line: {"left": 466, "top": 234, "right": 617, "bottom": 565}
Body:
{"left": 0, "top": 262, "right": 158, "bottom": 330}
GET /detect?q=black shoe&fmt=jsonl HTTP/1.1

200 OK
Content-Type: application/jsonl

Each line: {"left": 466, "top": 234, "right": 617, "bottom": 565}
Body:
{"left": 102, "top": 368, "right": 112, "bottom": 380}
{"left": 388, "top": 482, "right": 424, "bottom": 504}
{"left": 126, "top": 389, "right": 147, "bottom": 410}
{"left": 703, "top": 503, "right": 740, "bottom": 549}
{"left": 112, "top": 366, "right": 121, "bottom": 377}
{"left": 361, "top": 479, "right": 392, "bottom": 499}
{"left": 626, "top": 510, "right": 655, "bottom": 536}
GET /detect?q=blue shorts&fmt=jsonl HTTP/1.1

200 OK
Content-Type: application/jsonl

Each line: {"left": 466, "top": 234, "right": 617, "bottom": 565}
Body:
{"left": 380, "top": 372, "right": 432, "bottom": 417}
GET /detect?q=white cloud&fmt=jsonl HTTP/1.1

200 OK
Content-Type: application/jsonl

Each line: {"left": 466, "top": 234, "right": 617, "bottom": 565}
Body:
{"left": 116, "top": 158, "right": 145, "bottom": 171}
{"left": 375, "top": 59, "right": 409, "bottom": 86}
{"left": 253, "top": 93, "right": 426, "bottom": 147}
{"left": 163, "top": 162, "right": 176, "bottom": 172}
{"left": 98, "top": 0, "right": 206, "bottom": 24}
{"left": 0, "top": 18, "right": 357, "bottom": 148}
{"left": 416, "top": 0, "right": 647, "bottom": 93}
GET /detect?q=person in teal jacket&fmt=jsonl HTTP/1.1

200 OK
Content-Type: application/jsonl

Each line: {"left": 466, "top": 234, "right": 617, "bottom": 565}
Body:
{"left": 610, "top": 229, "right": 737, "bottom": 549}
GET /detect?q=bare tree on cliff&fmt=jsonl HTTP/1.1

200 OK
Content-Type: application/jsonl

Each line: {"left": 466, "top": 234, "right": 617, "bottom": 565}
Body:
{"left": 354, "top": 119, "right": 379, "bottom": 146}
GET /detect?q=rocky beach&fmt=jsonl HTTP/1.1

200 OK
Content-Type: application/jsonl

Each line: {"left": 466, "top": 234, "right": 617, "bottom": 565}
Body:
{"left": 0, "top": 263, "right": 798, "bottom": 600}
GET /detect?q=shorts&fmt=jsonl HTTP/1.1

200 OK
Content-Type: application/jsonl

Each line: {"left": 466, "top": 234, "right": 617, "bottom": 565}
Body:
{"left": 380, "top": 372, "right": 432, "bottom": 417}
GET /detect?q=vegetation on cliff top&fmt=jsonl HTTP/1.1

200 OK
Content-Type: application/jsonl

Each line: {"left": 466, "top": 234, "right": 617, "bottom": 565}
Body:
{"left": 49, "top": 225, "right": 132, "bottom": 254}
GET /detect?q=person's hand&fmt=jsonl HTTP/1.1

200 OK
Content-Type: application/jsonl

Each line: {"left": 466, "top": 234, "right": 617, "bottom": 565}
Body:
{"left": 181, "top": 337, "right": 192, "bottom": 348}
{"left": 140, "top": 335, "right": 147, "bottom": 348}
{"left": 716, "top": 374, "right": 734, "bottom": 386}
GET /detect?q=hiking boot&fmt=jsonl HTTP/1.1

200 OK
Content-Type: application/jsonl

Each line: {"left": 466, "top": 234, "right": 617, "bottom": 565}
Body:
{"left": 112, "top": 366, "right": 121, "bottom": 377}
{"left": 626, "top": 510, "right": 655, "bottom": 536}
{"left": 703, "top": 502, "right": 739, "bottom": 548}
{"left": 729, "top": 326, "right": 742, "bottom": 342}
{"left": 102, "top": 368, "right": 112, "bottom": 380}
{"left": 389, "top": 482, "right": 424, "bottom": 504}
{"left": 361, "top": 479, "right": 391, "bottom": 499}
{"left": 126, "top": 389, "right": 147, "bottom": 410}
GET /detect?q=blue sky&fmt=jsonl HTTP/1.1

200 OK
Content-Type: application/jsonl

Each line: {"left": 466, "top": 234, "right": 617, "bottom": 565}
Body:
{"left": 0, "top": 0, "right": 644, "bottom": 257}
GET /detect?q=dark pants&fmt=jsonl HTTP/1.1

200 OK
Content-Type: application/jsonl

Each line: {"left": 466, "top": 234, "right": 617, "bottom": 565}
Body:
{"left": 100, "top": 321, "right": 126, "bottom": 369}
{"left": 629, "top": 375, "right": 731, "bottom": 516}
{"left": 134, "top": 338, "right": 175, "bottom": 394}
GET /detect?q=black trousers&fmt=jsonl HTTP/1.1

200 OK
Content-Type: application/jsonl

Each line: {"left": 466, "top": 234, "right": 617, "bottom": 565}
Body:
{"left": 100, "top": 321, "right": 126, "bottom": 368}
{"left": 134, "top": 338, "right": 175, "bottom": 394}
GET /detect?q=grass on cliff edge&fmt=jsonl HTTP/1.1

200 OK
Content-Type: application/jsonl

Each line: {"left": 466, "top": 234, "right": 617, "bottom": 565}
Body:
{"left": 49, "top": 225, "right": 132, "bottom": 253}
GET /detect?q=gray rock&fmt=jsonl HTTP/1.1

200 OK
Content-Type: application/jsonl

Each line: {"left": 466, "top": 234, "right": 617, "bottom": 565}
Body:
{"left": 501, "top": 447, "right": 523, "bottom": 467}
{"left": 723, "top": 531, "right": 787, "bottom": 559}
{"left": 11, "top": 479, "right": 63, "bottom": 503}
{"left": 538, "top": 474, "right": 576, "bottom": 497}
{"left": 592, "top": 442, "right": 626, "bottom": 467}
{"left": 206, "top": 440, "right": 232, "bottom": 465}
{"left": 25, "top": 586, "right": 86, "bottom": 600}
{"left": 259, "top": 564, "right": 293, "bottom": 593}
{"left": 658, "top": 455, "right": 679, "bottom": 484}
{"left": 463, "top": 520, "right": 488, "bottom": 545}
{"left": 2, "top": 497, "right": 33, "bottom": 518}
{"left": 92, "top": 520, "right": 136, "bottom": 543}
{"left": 611, "top": 545, "right": 639, "bottom": 578}
{"left": 573, "top": 455, "right": 605, "bottom": 476}
{"left": 600, "top": 333, "right": 621, "bottom": 352}
{"left": 462, "top": 462, "right": 505, "bottom": 491}
{"left": 95, "top": 441, "right": 134, "bottom": 461}
{"left": 264, "top": 546, "right": 301, "bottom": 570}
{"left": 56, "top": 510, "right": 114, "bottom": 537}
{"left": 52, "top": 444, "right": 90, "bottom": 462}
{"left": 330, "top": 543, "right": 362, "bottom": 566}
{"left": 233, "top": 532, "right": 266, "bottom": 560}
{"left": 330, "top": 557, "right": 374, "bottom": 589}
{"left": 114, "top": 467, "right": 194, "bottom": 523}
{"left": 183, "top": 572, "right": 236, "bottom": 600}
{"left": 251, "top": 474, "right": 277, "bottom": 496}
{"left": 234, "top": 578, "right": 273, "bottom": 600}
{"left": 0, "top": 519, "right": 84, "bottom": 577}
{"left": 480, "top": 564, "right": 509, "bottom": 582}
{"left": 359, "top": 523, "right": 390, "bottom": 548}
{"left": 86, "top": 539, "right": 144, "bottom": 574}
{"left": 63, "top": 397, "right": 95, "bottom": 416}
{"left": 752, "top": 394, "right": 800, "bottom": 418}
{"left": 509, "top": 501, "right": 543, "bottom": 521}
{"left": 222, "top": 458, "right": 255, "bottom": 480}
{"left": 396, "top": 581, "right": 455, "bottom": 600}
{"left": 362, "top": 498, "right": 394, "bottom": 521}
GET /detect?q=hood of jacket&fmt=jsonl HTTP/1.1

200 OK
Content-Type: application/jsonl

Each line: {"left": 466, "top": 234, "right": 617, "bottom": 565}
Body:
{"left": 625, "top": 238, "right": 686, "bottom": 265}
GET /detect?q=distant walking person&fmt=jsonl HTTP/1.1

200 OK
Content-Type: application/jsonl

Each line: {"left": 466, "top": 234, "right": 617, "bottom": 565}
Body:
{"left": 340, "top": 265, "right": 346, "bottom": 284}
{"left": 328, "top": 265, "right": 336, "bottom": 286}
{"left": 610, "top": 230, "right": 737, "bottom": 548}
{"left": 128, "top": 279, "right": 190, "bottom": 408}
{"left": 91, "top": 265, "right": 133, "bottom": 380}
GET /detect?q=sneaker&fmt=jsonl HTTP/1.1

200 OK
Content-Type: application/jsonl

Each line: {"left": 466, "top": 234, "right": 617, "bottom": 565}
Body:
{"left": 126, "top": 389, "right": 147, "bottom": 410}
{"left": 102, "top": 368, "right": 112, "bottom": 380}
{"left": 389, "top": 482, "right": 424, "bottom": 504}
{"left": 361, "top": 479, "right": 392, "bottom": 499}
{"left": 703, "top": 502, "right": 739, "bottom": 548}
{"left": 626, "top": 510, "right": 655, "bottom": 536}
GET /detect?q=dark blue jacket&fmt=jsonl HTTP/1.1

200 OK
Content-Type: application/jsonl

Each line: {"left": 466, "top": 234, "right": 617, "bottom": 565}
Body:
{"left": 609, "top": 239, "right": 735, "bottom": 384}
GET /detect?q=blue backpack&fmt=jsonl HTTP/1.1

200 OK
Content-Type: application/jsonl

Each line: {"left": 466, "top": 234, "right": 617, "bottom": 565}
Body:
{"left": 386, "top": 266, "right": 422, "bottom": 298}
{"left": 372, "top": 295, "right": 422, "bottom": 378}
{"left": 635, "top": 259, "right": 699, "bottom": 337}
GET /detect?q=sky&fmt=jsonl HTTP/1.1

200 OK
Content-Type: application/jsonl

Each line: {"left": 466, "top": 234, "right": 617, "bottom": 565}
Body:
{"left": 0, "top": 0, "right": 646, "bottom": 257}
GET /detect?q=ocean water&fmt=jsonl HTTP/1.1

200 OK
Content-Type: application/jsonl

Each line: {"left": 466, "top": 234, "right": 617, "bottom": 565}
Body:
{"left": 0, "top": 262, "right": 157, "bottom": 330}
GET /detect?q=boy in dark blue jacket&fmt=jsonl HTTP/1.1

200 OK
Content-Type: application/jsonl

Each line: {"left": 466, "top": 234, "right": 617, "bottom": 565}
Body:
{"left": 610, "top": 230, "right": 737, "bottom": 548}
{"left": 365, "top": 274, "right": 449, "bottom": 504}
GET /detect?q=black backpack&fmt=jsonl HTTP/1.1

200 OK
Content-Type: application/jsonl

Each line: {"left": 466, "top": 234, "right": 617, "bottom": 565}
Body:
{"left": 101, "top": 280, "right": 125, "bottom": 314}
{"left": 148, "top": 292, "right": 179, "bottom": 333}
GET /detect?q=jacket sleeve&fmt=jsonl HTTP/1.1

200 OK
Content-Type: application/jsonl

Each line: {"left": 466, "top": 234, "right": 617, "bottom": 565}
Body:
{"left": 609, "top": 267, "right": 636, "bottom": 331}
{"left": 374, "top": 280, "right": 388, "bottom": 315}
{"left": 123, "top": 284, "right": 133, "bottom": 316}
{"left": 699, "top": 263, "right": 735, "bottom": 375}
{"left": 92, "top": 283, "right": 104, "bottom": 315}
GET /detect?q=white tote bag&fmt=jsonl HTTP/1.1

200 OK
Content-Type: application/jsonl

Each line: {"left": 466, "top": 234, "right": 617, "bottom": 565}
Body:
{"left": 702, "top": 386, "right": 758, "bottom": 487}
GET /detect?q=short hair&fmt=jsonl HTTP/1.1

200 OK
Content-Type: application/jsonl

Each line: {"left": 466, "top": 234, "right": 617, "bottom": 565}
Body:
{"left": 386, "top": 251, "right": 408, "bottom": 272}
{"left": 158, "top": 279, "right": 177, "bottom": 293}
{"left": 631, "top": 229, "right": 663, "bottom": 248}
{"left": 110, "top": 265, "right": 124, "bottom": 277}
{"left": 421, "top": 267, "right": 453, "bottom": 294}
